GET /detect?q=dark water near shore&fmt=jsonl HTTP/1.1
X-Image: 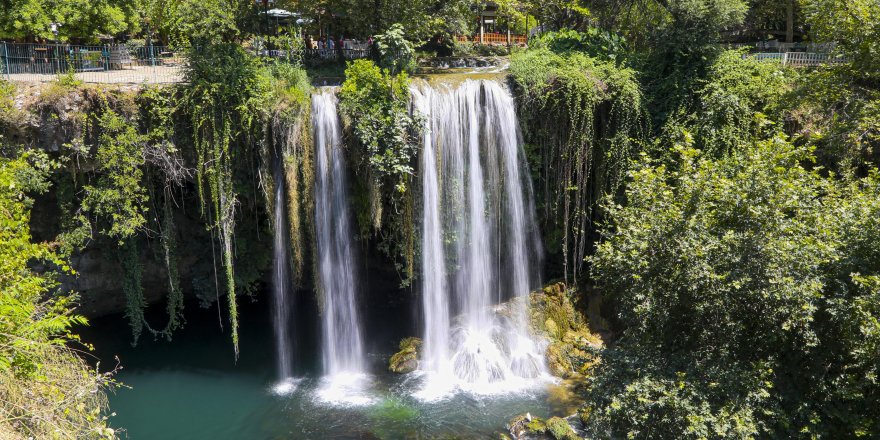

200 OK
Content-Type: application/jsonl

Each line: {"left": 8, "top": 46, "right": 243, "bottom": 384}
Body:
{"left": 81, "top": 291, "right": 556, "bottom": 439}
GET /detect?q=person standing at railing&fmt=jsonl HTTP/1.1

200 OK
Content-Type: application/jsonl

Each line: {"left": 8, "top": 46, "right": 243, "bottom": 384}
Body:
{"left": 336, "top": 36, "right": 345, "bottom": 61}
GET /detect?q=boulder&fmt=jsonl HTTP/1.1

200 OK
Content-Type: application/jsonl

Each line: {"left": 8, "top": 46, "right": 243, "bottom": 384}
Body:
{"left": 527, "top": 282, "right": 602, "bottom": 378}
{"left": 545, "top": 417, "right": 579, "bottom": 440}
{"left": 388, "top": 337, "right": 422, "bottom": 373}
{"left": 506, "top": 412, "right": 533, "bottom": 438}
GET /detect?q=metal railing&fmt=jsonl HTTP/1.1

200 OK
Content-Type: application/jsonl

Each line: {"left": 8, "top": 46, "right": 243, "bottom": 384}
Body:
{"left": 745, "top": 51, "right": 848, "bottom": 67}
{"left": 1, "top": 42, "right": 184, "bottom": 84}
{"left": 303, "top": 48, "right": 370, "bottom": 61}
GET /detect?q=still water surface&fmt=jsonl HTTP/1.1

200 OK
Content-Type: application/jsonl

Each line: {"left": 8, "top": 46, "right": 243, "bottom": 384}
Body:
{"left": 83, "top": 296, "right": 554, "bottom": 439}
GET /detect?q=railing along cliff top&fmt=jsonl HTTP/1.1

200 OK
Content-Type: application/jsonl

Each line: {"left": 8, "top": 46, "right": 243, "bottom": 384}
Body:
{"left": 1, "top": 42, "right": 184, "bottom": 84}
{"left": 745, "top": 51, "right": 848, "bottom": 67}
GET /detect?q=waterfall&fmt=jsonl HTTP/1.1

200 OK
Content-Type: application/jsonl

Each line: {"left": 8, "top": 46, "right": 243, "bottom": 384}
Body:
{"left": 411, "top": 80, "right": 547, "bottom": 399}
{"left": 271, "top": 149, "right": 297, "bottom": 394}
{"left": 312, "top": 88, "right": 372, "bottom": 405}
{"left": 412, "top": 90, "right": 450, "bottom": 376}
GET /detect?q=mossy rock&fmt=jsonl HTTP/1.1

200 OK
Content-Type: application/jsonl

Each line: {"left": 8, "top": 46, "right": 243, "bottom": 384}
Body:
{"left": 506, "top": 413, "right": 532, "bottom": 438}
{"left": 508, "top": 413, "right": 557, "bottom": 439}
{"left": 525, "top": 417, "right": 547, "bottom": 434}
{"left": 545, "top": 417, "right": 579, "bottom": 440}
{"left": 527, "top": 281, "right": 602, "bottom": 378}
{"left": 388, "top": 337, "right": 422, "bottom": 373}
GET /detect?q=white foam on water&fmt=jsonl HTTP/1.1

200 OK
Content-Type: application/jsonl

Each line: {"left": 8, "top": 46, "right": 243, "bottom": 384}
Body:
{"left": 314, "top": 372, "right": 377, "bottom": 407}
{"left": 270, "top": 377, "right": 302, "bottom": 396}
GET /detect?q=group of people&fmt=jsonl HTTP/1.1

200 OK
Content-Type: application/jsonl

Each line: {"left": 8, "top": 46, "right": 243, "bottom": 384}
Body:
{"left": 305, "top": 35, "right": 372, "bottom": 51}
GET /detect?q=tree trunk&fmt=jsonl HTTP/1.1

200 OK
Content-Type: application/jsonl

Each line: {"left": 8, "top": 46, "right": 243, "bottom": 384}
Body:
{"left": 786, "top": 0, "right": 794, "bottom": 43}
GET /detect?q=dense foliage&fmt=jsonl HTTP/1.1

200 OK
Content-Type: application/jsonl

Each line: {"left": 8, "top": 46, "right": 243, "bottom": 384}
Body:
{"left": 662, "top": 50, "right": 797, "bottom": 157}
{"left": 0, "top": 0, "right": 140, "bottom": 42}
{"left": 0, "top": 152, "right": 116, "bottom": 438}
{"left": 587, "top": 137, "right": 880, "bottom": 438}
{"left": 801, "top": 0, "right": 880, "bottom": 79}
{"left": 510, "top": 48, "right": 648, "bottom": 282}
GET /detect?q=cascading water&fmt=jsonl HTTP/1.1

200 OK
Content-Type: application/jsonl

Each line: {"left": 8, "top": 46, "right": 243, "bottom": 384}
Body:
{"left": 271, "top": 149, "right": 298, "bottom": 395}
{"left": 411, "top": 80, "right": 548, "bottom": 399}
{"left": 312, "top": 88, "right": 372, "bottom": 405}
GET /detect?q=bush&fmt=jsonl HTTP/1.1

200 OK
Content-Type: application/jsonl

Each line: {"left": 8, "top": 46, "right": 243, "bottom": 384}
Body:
{"left": 587, "top": 137, "right": 880, "bottom": 438}
{"left": 530, "top": 28, "right": 628, "bottom": 63}
{"left": 0, "top": 151, "right": 117, "bottom": 438}
{"left": 662, "top": 49, "right": 798, "bottom": 158}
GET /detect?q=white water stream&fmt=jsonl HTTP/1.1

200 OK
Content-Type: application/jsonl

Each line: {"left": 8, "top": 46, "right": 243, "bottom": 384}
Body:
{"left": 411, "top": 80, "right": 548, "bottom": 399}
{"left": 312, "top": 89, "right": 372, "bottom": 405}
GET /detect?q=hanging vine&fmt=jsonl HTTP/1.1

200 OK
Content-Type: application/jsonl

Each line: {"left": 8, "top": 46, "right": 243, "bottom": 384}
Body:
{"left": 260, "top": 62, "right": 314, "bottom": 286}
{"left": 159, "top": 200, "right": 184, "bottom": 336}
{"left": 338, "top": 59, "right": 421, "bottom": 286}
{"left": 182, "top": 43, "right": 270, "bottom": 358}
{"left": 510, "top": 48, "right": 649, "bottom": 283}
{"left": 120, "top": 238, "right": 145, "bottom": 344}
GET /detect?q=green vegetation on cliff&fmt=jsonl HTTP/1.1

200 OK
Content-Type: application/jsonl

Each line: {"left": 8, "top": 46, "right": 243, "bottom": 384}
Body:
{"left": 0, "top": 152, "right": 117, "bottom": 438}
{"left": 338, "top": 59, "right": 420, "bottom": 285}
{"left": 510, "top": 48, "right": 648, "bottom": 282}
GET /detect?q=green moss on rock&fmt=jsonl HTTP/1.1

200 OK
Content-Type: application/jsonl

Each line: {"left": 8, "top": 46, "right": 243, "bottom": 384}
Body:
{"left": 388, "top": 337, "right": 422, "bottom": 373}
{"left": 546, "top": 416, "right": 579, "bottom": 440}
{"left": 527, "top": 282, "right": 602, "bottom": 378}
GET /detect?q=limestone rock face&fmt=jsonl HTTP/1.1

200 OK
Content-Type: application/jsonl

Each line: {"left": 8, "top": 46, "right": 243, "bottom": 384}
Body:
{"left": 388, "top": 337, "right": 422, "bottom": 373}
{"left": 527, "top": 282, "right": 603, "bottom": 379}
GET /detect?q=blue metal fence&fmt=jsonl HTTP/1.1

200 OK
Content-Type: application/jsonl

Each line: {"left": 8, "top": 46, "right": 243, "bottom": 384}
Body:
{"left": 1, "top": 42, "right": 184, "bottom": 84}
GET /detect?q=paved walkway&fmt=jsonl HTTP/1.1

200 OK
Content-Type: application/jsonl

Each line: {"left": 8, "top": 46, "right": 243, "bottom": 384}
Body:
{"left": 5, "top": 65, "right": 183, "bottom": 84}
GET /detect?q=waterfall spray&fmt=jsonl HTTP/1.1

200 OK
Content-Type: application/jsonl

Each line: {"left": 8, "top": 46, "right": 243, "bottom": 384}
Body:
{"left": 271, "top": 148, "right": 297, "bottom": 395}
{"left": 312, "top": 88, "right": 372, "bottom": 405}
{"left": 411, "top": 80, "right": 548, "bottom": 399}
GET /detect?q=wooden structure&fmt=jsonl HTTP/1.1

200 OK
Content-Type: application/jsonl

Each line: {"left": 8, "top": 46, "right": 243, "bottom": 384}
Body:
{"left": 455, "top": 34, "right": 527, "bottom": 46}
{"left": 455, "top": 1, "right": 528, "bottom": 46}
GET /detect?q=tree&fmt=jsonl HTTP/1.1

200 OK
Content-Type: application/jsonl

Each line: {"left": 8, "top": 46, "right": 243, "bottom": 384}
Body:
{"left": 0, "top": 0, "right": 141, "bottom": 43}
{"left": 294, "top": 0, "right": 473, "bottom": 41}
{"left": 587, "top": 137, "right": 880, "bottom": 437}
{"left": 801, "top": 0, "right": 880, "bottom": 78}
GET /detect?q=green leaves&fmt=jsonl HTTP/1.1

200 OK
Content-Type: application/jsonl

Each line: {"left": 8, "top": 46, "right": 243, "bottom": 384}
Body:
{"left": 338, "top": 59, "right": 419, "bottom": 194}
{"left": 587, "top": 137, "right": 880, "bottom": 437}
{"left": 801, "top": 0, "right": 880, "bottom": 79}
{"left": 81, "top": 109, "right": 148, "bottom": 241}
{"left": 373, "top": 24, "right": 416, "bottom": 75}
{"left": 0, "top": 151, "right": 117, "bottom": 438}
{"left": 0, "top": 0, "right": 140, "bottom": 42}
